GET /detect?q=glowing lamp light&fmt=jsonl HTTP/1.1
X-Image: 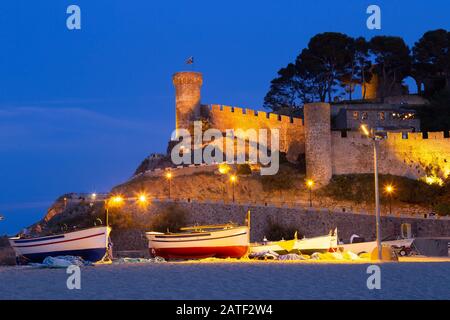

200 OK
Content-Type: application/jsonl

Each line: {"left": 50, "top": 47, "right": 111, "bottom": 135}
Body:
{"left": 360, "top": 124, "right": 370, "bottom": 137}
{"left": 165, "top": 172, "right": 172, "bottom": 179}
{"left": 91, "top": 193, "right": 97, "bottom": 200}
{"left": 110, "top": 195, "right": 124, "bottom": 205}
{"left": 230, "top": 175, "right": 237, "bottom": 183}
{"left": 306, "top": 179, "right": 314, "bottom": 188}
{"left": 137, "top": 194, "right": 148, "bottom": 204}
{"left": 385, "top": 185, "right": 394, "bottom": 194}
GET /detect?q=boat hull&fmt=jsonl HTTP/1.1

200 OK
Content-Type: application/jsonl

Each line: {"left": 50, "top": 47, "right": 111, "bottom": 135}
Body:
{"left": 251, "top": 232, "right": 338, "bottom": 255}
{"left": 146, "top": 226, "right": 249, "bottom": 260}
{"left": 152, "top": 246, "right": 249, "bottom": 259}
{"left": 9, "top": 226, "right": 111, "bottom": 264}
{"left": 294, "top": 233, "right": 338, "bottom": 254}
{"left": 340, "top": 239, "right": 415, "bottom": 255}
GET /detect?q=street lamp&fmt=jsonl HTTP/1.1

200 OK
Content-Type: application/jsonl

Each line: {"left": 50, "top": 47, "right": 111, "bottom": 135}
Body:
{"left": 138, "top": 193, "right": 148, "bottom": 204}
{"left": 137, "top": 193, "right": 149, "bottom": 207}
{"left": 306, "top": 179, "right": 314, "bottom": 207}
{"left": 361, "top": 124, "right": 383, "bottom": 261}
{"left": 384, "top": 184, "right": 394, "bottom": 215}
{"left": 230, "top": 174, "right": 237, "bottom": 203}
{"left": 106, "top": 195, "right": 124, "bottom": 226}
{"left": 165, "top": 171, "right": 173, "bottom": 199}
{"left": 218, "top": 164, "right": 231, "bottom": 200}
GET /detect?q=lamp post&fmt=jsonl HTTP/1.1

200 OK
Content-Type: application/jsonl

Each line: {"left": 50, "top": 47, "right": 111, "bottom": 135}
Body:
{"left": 230, "top": 175, "right": 237, "bottom": 203}
{"left": 306, "top": 179, "right": 314, "bottom": 207}
{"left": 384, "top": 185, "right": 394, "bottom": 215}
{"left": 106, "top": 195, "right": 124, "bottom": 227}
{"left": 218, "top": 163, "right": 230, "bottom": 200}
{"left": 361, "top": 124, "right": 383, "bottom": 261}
{"left": 165, "top": 172, "right": 172, "bottom": 199}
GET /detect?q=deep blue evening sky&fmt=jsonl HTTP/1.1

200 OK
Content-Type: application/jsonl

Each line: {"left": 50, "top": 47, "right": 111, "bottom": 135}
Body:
{"left": 1, "top": 1, "right": 449, "bottom": 234}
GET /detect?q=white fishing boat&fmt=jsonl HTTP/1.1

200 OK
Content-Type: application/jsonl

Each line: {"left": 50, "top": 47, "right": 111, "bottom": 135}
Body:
{"left": 340, "top": 238, "right": 415, "bottom": 256}
{"left": 146, "top": 212, "right": 250, "bottom": 260}
{"left": 251, "top": 229, "right": 338, "bottom": 255}
{"left": 9, "top": 226, "right": 111, "bottom": 264}
{"left": 294, "top": 228, "right": 338, "bottom": 254}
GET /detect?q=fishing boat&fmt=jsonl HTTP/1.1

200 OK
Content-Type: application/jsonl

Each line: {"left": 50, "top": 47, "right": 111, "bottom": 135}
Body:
{"left": 250, "top": 229, "right": 338, "bottom": 255}
{"left": 9, "top": 226, "right": 111, "bottom": 264}
{"left": 340, "top": 238, "right": 415, "bottom": 256}
{"left": 146, "top": 212, "right": 250, "bottom": 260}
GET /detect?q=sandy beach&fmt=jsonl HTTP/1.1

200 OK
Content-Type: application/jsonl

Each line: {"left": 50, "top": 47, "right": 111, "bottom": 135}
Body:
{"left": 1, "top": 260, "right": 450, "bottom": 300}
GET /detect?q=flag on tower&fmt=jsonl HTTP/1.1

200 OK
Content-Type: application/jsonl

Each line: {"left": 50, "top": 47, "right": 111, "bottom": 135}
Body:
{"left": 186, "top": 56, "right": 194, "bottom": 65}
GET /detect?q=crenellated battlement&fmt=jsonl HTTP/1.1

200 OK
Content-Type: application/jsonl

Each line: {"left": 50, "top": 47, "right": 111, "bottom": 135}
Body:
{"left": 208, "top": 104, "right": 303, "bottom": 126}
{"left": 206, "top": 104, "right": 305, "bottom": 160}
{"left": 331, "top": 129, "right": 450, "bottom": 181}
{"left": 332, "top": 130, "right": 450, "bottom": 142}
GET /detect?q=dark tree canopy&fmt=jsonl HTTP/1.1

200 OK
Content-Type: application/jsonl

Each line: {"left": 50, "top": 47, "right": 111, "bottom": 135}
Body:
{"left": 412, "top": 29, "right": 450, "bottom": 96}
{"left": 264, "top": 32, "right": 371, "bottom": 115}
{"left": 264, "top": 29, "right": 450, "bottom": 131}
{"left": 264, "top": 32, "right": 373, "bottom": 113}
{"left": 369, "top": 36, "right": 411, "bottom": 100}
{"left": 265, "top": 30, "right": 449, "bottom": 110}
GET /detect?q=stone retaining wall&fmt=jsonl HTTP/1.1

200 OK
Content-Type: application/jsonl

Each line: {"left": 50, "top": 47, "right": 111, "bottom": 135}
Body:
{"left": 111, "top": 200, "right": 450, "bottom": 251}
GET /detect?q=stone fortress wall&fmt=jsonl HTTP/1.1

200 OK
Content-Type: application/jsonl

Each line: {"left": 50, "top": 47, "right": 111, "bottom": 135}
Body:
{"left": 113, "top": 200, "right": 450, "bottom": 251}
{"left": 331, "top": 131, "right": 450, "bottom": 180}
{"left": 172, "top": 71, "right": 450, "bottom": 185}
{"left": 207, "top": 104, "right": 305, "bottom": 160}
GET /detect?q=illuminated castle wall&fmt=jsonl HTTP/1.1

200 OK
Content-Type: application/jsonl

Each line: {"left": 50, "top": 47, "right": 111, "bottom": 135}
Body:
{"left": 173, "top": 71, "right": 450, "bottom": 185}
{"left": 172, "top": 71, "right": 305, "bottom": 162}
{"left": 331, "top": 131, "right": 450, "bottom": 183}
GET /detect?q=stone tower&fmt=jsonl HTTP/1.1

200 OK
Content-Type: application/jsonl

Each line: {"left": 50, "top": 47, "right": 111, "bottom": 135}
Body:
{"left": 362, "top": 73, "right": 379, "bottom": 100}
{"left": 172, "top": 71, "right": 203, "bottom": 136}
{"left": 304, "top": 103, "right": 332, "bottom": 186}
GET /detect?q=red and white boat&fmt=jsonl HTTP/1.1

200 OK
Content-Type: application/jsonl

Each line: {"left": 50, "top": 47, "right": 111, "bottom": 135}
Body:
{"left": 9, "top": 226, "right": 111, "bottom": 264}
{"left": 146, "top": 213, "right": 250, "bottom": 260}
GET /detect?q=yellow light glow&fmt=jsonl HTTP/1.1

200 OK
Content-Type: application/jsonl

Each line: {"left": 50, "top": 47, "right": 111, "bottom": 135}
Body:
{"left": 360, "top": 124, "right": 370, "bottom": 137}
{"left": 110, "top": 195, "right": 124, "bottom": 205}
{"left": 424, "top": 175, "right": 444, "bottom": 187}
{"left": 444, "top": 168, "right": 450, "bottom": 178}
{"left": 230, "top": 175, "right": 237, "bottom": 183}
{"left": 165, "top": 172, "right": 172, "bottom": 179}
{"left": 138, "top": 194, "right": 148, "bottom": 203}
{"left": 91, "top": 193, "right": 97, "bottom": 199}
{"left": 218, "top": 164, "right": 230, "bottom": 174}
{"left": 306, "top": 179, "right": 314, "bottom": 188}
{"left": 385, "top": 185, "right": 394, "bottom": 194}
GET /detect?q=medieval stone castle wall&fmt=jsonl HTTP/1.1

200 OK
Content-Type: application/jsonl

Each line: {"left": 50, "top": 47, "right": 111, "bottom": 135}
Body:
{"left": 173, "top": 71, "right": 305, "bottom": 161}
{"left": 331, "top": 131, "right": 450, "bottom": 180}
{"left": 173, "top": 71, "right": 450, "bottom": 185}
{"left": 207, "top": 104, "right": 305, "bottom": 160}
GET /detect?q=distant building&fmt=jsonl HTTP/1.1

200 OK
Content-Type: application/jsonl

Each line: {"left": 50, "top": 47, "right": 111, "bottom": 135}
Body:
{"left": 333, "top": 104, "right": 420, "bottom": 132}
